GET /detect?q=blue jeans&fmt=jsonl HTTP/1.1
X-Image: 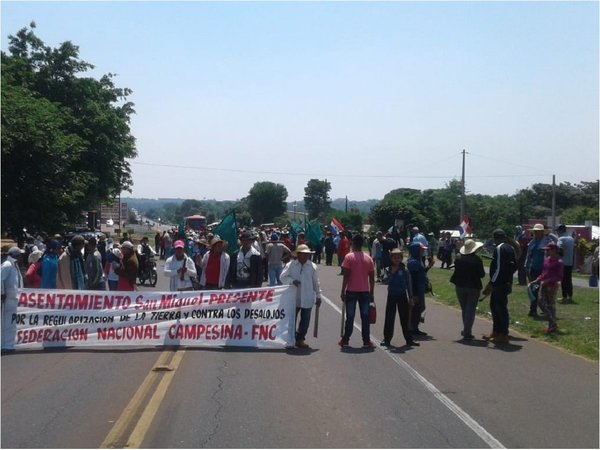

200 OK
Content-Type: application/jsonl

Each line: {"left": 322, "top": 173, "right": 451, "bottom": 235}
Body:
{"left": 295, "top": 307, "right": 312, "bottom": 341}
{"left": 268, "top": 263, "right": 283, "bottom": 286}
{"left": 343, "top": 291, "right": 371, "bottom": 343}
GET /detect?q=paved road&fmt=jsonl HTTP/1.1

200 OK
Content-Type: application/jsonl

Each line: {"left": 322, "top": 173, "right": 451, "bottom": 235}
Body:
{"left": 1, "top": 261, "right": 597, "bottom": 448}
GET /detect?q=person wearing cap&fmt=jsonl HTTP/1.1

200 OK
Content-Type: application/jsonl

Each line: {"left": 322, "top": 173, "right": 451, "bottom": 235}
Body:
{"left": 524, "top": 223, "right": 556, "bottom": 316}
{"left": 265, "top": 232, "right": 291, "bottom": 286}
{"left": 24, "top": 250, "right": 44, "bottom": 288}
{"left": 484, "top": 229, "right": 516, "bottom": 344}
{"left": 40, "top": 240, "right": 61, "bottom": 289}
{"left": 407, "top": 241, "right": 433, "bottom": 337}
{"left": 199, "top": 236, "right": 230, "bottom": 290}
{"left": 57, "top": 235, "right": 87, "bottom": 290}
{"left": 529, "top": 241, "right": 563, "bottom": 334}
{"left": 137, "top": 236, "right": 157, "bottom": 279}
{"left": 381, "top": 248, "right": 418, "bottom": 348}
{"left": 556, "top": 224, "right": 575, "bottom": 303}
{"left": 1, "top": 246, "right": 25, "bottom": 350}
{"left": 164, "top": 240, "right": 197, "bottom": 291}
{"left": 450, "top": 239, "right": 486, "bottom": 340}
{"left": 115, "top": 241, "right": 138, "bottom": 291}
{"left": 281, "top": 244, "right": 322, "bottom": 348}
{"left": 228, "top": 232, "right": 262, "bottom": 289}
{"left": 410, "top": 227, "right": 429, "bottom": 261}
{"left": 339, "top": 234, "right": 376, "bottom": 348}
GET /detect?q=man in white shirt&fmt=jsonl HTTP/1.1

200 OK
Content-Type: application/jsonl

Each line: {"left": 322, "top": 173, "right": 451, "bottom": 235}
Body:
{"left": 281, "top": 244, "right": 322, "bottom": 348}
{"left": 1, "top": 247, "right": 24, "bottom": 351}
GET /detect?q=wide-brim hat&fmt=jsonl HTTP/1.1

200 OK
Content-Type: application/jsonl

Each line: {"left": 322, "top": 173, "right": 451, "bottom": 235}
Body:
{"left": 295, "top": 244, "right": 314, "bottom": 254}
{"left": 28, "top": 250, "right": 43, "bottom": 264}
{"left": 121, "top": 241, "right": 134, "bottom": 249}
{"left": 210, "top": 235, "right": 225, "bottom": 246}
{"left": 530, "top": 223, "right": 545, "bottom": 232}
{"left": 460, "top": 239, "right": 484, "bottom": 255}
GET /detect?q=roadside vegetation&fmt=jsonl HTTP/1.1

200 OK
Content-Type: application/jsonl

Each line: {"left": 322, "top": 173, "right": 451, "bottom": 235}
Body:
{"left": 428, "top": 268, "right": 599, "bottom": 361}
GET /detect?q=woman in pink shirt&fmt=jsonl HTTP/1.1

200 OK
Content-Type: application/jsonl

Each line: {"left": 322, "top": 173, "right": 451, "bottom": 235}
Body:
{"left": 530, "top": 241, "right": 563, "bottom": 334}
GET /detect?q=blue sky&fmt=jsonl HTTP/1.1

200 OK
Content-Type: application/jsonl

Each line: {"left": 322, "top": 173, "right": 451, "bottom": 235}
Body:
{"left": 2, "top": 1, "right": 598, "bottom": 201}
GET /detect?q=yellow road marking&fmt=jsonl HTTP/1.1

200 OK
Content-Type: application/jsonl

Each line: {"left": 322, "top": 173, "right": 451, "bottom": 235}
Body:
{"left": 99, "top": 350, "right": 177, "bottom": 448}
{"left": 125, "top": 349, "right": 186, "bottom": 448}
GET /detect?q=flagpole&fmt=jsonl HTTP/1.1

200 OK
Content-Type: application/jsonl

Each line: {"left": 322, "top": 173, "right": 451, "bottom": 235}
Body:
{"left": 460, "top": 149, "right": 466, "bottom": 223}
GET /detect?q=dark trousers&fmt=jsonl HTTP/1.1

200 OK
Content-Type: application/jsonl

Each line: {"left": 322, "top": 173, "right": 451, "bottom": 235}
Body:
{"left": 409, "top": 292, "right": 425, "bottom": 331}
{"left": 342, "top": 291, "right": 370, "bottom": 344}
{"left": 325, "top": 251, "right": 334, "bottom": 266}
{"left": 561, "top": 266, "right": 573, "bottom": 299}
{"left": 490, "top": 283, "right": 511, "bottom": 334}
{"left": 295, "top": 307, "right": 312, "bottom": 341}
{"left": 383, "top": 293, "right": 411, "bottom": 344}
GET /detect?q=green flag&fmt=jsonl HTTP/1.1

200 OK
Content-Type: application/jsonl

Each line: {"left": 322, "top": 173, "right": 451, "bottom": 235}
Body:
{"left": 213, "top": 211, "right": 238, "bottom": 255}
{"left": 305, "top": 218, "right": 324, "bottom": 247}
{"left": 290, "top": 220, "right": 303, "bottom": 242}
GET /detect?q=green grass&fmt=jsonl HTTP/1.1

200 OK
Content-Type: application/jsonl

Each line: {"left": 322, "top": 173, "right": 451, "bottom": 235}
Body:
{"left": 428, "top": 268, "right": 599, "bottom": 361}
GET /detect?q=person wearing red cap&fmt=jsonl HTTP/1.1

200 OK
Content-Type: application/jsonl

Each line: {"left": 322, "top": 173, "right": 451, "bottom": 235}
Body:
{"left": 529, "top": 241, "right": 563, "bottom": 334}
{"left": 164, "top": 240, "right": 197, "bottom": 291}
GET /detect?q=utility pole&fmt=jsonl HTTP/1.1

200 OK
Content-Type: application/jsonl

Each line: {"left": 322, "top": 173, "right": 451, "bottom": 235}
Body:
{"left": 345, "top": 196, "right": 348, "bottom": 213}
{"left": 460, "top": 149, "right": 466, "bottom": 223}
{"left": 551, "top": 175, "right": 556, "bottom": 230}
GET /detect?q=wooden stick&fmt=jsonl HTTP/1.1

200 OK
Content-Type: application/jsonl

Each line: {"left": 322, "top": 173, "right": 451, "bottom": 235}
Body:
{"left": 313, "top": 305, "right": 319, "bottom": 338}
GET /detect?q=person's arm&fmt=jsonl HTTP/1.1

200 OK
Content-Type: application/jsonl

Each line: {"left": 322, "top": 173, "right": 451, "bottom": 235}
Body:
{"left": 163, "top": 258, "right": 178, "bottom": 278}
{"left": 185, "top": 256, "right": 197, "bottom": 279}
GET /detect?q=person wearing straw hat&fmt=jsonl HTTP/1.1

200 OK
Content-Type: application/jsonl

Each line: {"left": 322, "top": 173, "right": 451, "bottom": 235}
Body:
{"left": 24, "top": 250, "right": 44, "bottom": 288}
{"left": 525, "top": 223, "right": 556, "bottom": 316}
{"left": 1, "top": 246, "right": 24, "bottom": 351}
{"left": 281, "top": 244, "right": 322, "bottom": 348}
{"left": 199, "top": 236, "right": 230, "bottom": 290}
{"left": 450, "top": 239, "right": 486, "bottom": 340}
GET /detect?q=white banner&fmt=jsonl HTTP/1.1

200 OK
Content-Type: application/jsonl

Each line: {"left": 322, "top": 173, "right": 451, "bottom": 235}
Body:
{"left": 10, "top": 286, "right": 297, "bottom": 350}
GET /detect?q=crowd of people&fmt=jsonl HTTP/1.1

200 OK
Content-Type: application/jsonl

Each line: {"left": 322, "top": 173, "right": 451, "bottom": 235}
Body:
{"left": 1, "top": 221, "right": 598, "bottom": 352}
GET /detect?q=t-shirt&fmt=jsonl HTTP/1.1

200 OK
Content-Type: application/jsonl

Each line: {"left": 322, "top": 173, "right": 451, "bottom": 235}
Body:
{"left": 342, "top": 251, "right": 374, "bottom": 292}
{"left": 205, "top": 253, "right": 221, "bottom": 285}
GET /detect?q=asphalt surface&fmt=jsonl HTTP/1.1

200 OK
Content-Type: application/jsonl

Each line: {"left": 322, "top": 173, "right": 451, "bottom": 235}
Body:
{"left": 1, "top": 259, "right": 598, "bottom": 448}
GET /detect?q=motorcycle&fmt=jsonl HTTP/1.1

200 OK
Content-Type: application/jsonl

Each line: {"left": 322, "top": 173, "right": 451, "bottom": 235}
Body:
{"left": 138, "top": 254, "right": 157, "bottom": 287}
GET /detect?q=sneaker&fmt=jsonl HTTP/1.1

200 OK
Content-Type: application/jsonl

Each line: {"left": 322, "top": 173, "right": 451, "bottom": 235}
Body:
{"left": 380, "top": 340, "right": 391, "bottom": 347}
{"left": 413, "top": 330, "right": 428, "bottom": 336}
{"left": 338, "top": 338, "right": 349, "bottom": 347}
{"left": 406, "top": 340, "right": 420, "bottom": 346}
{"left": 461, "top": 334, "right": 475, "bottom": 340}
{"left": 362, "top": 341, "right": 376, "bottom": 348}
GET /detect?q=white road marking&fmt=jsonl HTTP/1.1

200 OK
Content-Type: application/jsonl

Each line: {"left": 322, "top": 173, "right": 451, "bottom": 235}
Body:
{"left": 322, "top": 294, "right": 505, "bottom": 449}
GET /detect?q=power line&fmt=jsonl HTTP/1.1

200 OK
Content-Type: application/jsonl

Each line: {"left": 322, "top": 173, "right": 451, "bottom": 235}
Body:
{"left": 129, "top": 160, "right": 549, "bottom": 179}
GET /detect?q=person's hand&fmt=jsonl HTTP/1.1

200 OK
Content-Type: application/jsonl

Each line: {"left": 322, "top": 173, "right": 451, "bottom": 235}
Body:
{"left": 369, "top": 293, "right": 375, "bottom": 302}
{"left": 316, "top": 297, "right": 322, "bottom": 307}
{"left": 340, "top": 293, "right": 346, "bottom": 303}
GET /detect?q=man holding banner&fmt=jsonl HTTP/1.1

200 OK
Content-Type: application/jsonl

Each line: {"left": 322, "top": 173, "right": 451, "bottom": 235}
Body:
{"left": 281, "top": 244, "right": 322, "bottom": 348}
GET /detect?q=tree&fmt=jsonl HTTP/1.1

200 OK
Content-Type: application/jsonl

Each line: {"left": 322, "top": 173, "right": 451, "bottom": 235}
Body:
{"left": 1, "top": 23, "right": 136, "bottom": 235}
{"left": 246, "top": 182, "right": 288, "bottom": 225}
{"left": 180, "top": 199, "right": 204, "bottom": 218}
{"left": 304, "top": 179, "right": 331, "bottom": 219}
